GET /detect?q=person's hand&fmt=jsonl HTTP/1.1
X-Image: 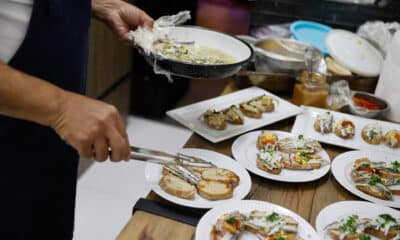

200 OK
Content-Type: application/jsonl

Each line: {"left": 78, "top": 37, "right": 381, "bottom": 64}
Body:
{"left": 50, "top": 91, "right": 130, "bottom": 162}
{"left": 92, "top": 0, "right": 153, "bottom": 42}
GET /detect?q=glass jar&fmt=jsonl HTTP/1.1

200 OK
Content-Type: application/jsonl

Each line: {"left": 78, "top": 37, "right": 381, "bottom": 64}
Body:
{"left": 292, "top": 70, "right": 329, "bottom": 108}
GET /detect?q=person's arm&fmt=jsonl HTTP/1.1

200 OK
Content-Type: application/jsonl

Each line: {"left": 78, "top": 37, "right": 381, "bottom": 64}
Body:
{"left": 0, "top": 61, "right": 130, "bottom": 161}
{"left": 92, "top": 0, "right": 153, "bottom": 42}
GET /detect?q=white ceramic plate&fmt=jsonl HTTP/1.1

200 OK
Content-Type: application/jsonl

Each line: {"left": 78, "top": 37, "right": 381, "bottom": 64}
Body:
{"left": 144, "top": 148, "right": 252, "bottom": 209}
{"left": 292, "top": 106, "right": 400, "bottom": 155}
{"left": 167, "top": 86, "right": 301, "bottom": 143}
{"left": 326, "top": 29, "right": 383, "bottom": 77}
{"left": 316, "top": 200, "right": 400, "bottom": 239}
{"left": 195, "top": 200, "right": 319, "bottom": 240}
{"left": 331, "top": 150, "right": 400, "bottom": 208}
{"left": 232, "top": 130, "right": 331, "bottom": 182}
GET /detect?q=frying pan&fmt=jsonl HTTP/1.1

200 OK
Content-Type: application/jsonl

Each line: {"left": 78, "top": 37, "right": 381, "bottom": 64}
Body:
{"left": 137, "top": 26, "right": 253, "bottom": 79}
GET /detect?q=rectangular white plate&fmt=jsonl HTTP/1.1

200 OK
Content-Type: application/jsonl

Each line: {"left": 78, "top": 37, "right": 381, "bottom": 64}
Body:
{"left": 292, "top": 105, "right": 400, "bottom": 155}
{"left": 167, "top": 87, "right": 302, "bottom": 143}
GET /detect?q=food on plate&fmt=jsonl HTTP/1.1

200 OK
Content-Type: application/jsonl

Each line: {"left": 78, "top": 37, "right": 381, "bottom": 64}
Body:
{"left": 314, "top": 111, "right": 334, "bottom": 134}
{"left": 256, "top": 147, "right": 283, "bottom": 175}
{"left": 361, "top": 123, "right": 383, "bottom": 145}
{"left": 335, "top": 119, "right": 356, "bottom": 139}
{"left": 384, "top": 130, "right": 400, "bottom": 148}
{"left": 325, "top": 215, "right": 370, "bottom": 240}
{"left": 210, "top": 211, "right": 246, "bottom": 240}
{"left": 365, "top": 214, "right": 400, "bottom": 239}
{"left": 222, "top": 105, "right": 244, "bottom": 125}
{"left": 283, "top": 151, "right": 325, "bottom": 170}
{"left": 351, "top": 158, "right": 400, "bottom": 200}
{"left": 325, "top": 214, "right": 400, "bottom": 240}
{"left": 257, "top": 131, "right": 278, "bottom": 150}
{"left": 239, "top": 100, "right": 263, "bottom": 118}
{"left": 153, "top": 39, "right": 236, "bottom": 65}
{"left": 201, "top": 168, "right": 240, "bottom": 187}
{"left": 201, "top": 109, "right": 227, "bottom": 130}
{"left": 211, "top": 210, "right": 300, "bottom": 240}
{"left": 197, "top": 179, "right": 233, "bottom": 200}
{"left": 355, "top": 175, "right": 393, "bottom": 200}
{"left": 249, "top": 94, "right": 275, "bottom": 112}
{"left": 159, "top": 173, "right": 196, "bottom": 200}
{"left": 244, "top": 211, "right": 298, "bottom": 239}
{"left": 278, "top": 134, "right": 321, "bottom": 154}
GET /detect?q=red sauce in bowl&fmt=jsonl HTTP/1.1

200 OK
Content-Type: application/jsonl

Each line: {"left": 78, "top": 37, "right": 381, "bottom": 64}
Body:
{"left": 352, "top": 96, "right": 381, "bottom": 110}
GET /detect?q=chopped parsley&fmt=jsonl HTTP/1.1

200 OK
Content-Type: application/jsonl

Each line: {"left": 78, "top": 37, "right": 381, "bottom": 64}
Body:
{"left": 358, "top": 234, "right": 371, "bottom": 240}
{"left": 277, "top": 237, "right": 288, "bottom": 240}
{"left": 359, "top": 162, "right": 371, "bottom": 168}
{"left": 368, "top": 176, "right": 384, "bottom": 186}
{"left": 226, "top": 216, "right": 237, "bottom": 225}
{"left": 339, "top": 215, "right": 359, "bottom": 234}
{"left": 391, "top": 161, "right": 400, "bottom": 173}
{"left": 266, "top": 212, "right": 280, "bottom": 222}
{"left": 298, "top": 134, "right": 304, "bottom": 140}
{"left": 378, "top": 214, "right": 396, "bottom": 228}
{"left": 369, "top": 130, "right": 377, "bottom": 139}
{"left": 298, "top": 151, "right": 311, "bottom": 161}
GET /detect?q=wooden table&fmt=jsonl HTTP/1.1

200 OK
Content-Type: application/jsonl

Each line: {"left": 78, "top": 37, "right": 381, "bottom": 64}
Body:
{"left": 117, "top": 81, "right": 357, "bottom": 240}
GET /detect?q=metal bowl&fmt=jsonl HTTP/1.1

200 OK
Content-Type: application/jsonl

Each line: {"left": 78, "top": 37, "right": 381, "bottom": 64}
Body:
{"left": 253, "top": 38, "right": 315, "bottom": 74}
{"left": 347, "top": 91, "right": 390, "bottom": 119}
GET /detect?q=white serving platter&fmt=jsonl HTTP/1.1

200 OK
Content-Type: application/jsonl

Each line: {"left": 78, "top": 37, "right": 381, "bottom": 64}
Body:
{"left": 316, "top": 200, "right": 400, "bottom": 239}
{"left": 195, "top": 200, "right": 319, "bottom": 240}
{"left": 167, "top": 86, "right": 301, "bottom": 143}
{"left": 232, "top": 130, "right": 331, "bottom": 182}
{"left": 292, "top": 105, "right": 400, "bottom": 155}
{"left": 331, "top": 150, "right": 400, "bottom": 208}
{"left": 144, "top": 148, "right": 251, "bottom": 209}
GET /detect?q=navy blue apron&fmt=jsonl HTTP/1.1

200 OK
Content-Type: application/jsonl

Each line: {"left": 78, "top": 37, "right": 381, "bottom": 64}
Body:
{"left": 0, "top": 0, "right": 91, "bottom": 238}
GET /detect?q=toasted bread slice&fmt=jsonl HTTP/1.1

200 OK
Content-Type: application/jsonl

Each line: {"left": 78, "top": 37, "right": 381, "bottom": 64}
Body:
{"left": 239, "top": 102, "right": 262, "bottom": 118}
{"left": 314, "top": 112, "right": 334, "bottom": 134}
{"left": 328, "top": 229, "right": 363, "bottom": 240}
{"left": 188, "top": 166, "right": 210, "bottom": 178}
{"left": 335, "top": 119, "right": 355, "bottom": 139}
{"left": 256, "top": 156, "right": 282, "bottom": 174}
{"left": 282, "top": 152, "right": 323, "bottom": 170}
{"left": 197, "top": 180, "right": 233, "bottom": 200}
{"left": 210, "top": 211, "right": 245, "bottom": 240}
{"left": 222, "top": 105, "right": 244, "bottom": 125}
{"left": 365, "top": 227, "right": 400, "bottom": 240}
{"left": 159, "top": 173, "right": 196, "bottom": 200}
{"left": 355, "top": 184, "right": 391, "bottom": 200}
{"left": 384, "top": 130, "right": 400, "bottom": 148}
{"left": 251, "top": 95, "right": 275, "bottom": 112}
{"left": 201, "top": 168, "right": 240, "bottom": 187}
{"left": 362, "top": 124, "right": 383, "bottom": 145}
{"left": 257, "top": 131, "right": 278, "bottom": 150}
{"left": 201, "top": 109, "right": 227, "bottom": 130}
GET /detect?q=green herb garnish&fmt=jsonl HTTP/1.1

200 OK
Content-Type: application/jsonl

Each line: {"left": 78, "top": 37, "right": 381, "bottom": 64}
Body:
{"left": 339, "top": 215, "right": 359, "bottom": 234}
{"left": 298, "top": 134, "right": 304, "bottom": 140}
{"left": 226, "top": 216, "right": 236, "bottom": 224}
{"left": 277, "top": 237, "right": 288, "bottom": 240}
{"left": 368, "top": 176, "right": 384, "bottom": 186}
{"left": 369, "top": 130, "right": 377, "bottom": 139}
{"left": 391, "top": 161, "right": 400, "bottom": 173}
{"left": 359, "top": 162, "right": 371, "bottom": 168}
{"left": 266, "top": 212, "right": 280, "bottom": 222}
{"left": 299, "top": 151, "right": 311, "bottom": 161}
{"left": 358, "top": 234, "right": 371, "bottom": 240}
{"left": 378, "top": 214, "right": 396, "bottom": 228}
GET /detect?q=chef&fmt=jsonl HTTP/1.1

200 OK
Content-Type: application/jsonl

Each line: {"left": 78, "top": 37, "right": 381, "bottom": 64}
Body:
{"left": 0, "top": 0, "right": 152, "bottom": 238}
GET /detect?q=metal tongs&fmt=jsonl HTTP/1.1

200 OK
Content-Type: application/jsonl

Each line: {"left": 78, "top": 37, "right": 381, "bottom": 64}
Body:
{"left": 129, "top": 146, "right": 215, "bottom": 185}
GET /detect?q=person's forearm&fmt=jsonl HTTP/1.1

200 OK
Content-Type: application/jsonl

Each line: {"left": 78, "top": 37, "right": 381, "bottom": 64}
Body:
{"left": 0, "top": 62, "right": 65, "bottom": 127}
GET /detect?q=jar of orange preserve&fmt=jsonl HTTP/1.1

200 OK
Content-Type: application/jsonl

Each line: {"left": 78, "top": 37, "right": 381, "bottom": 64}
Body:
{"left": 292, "top": 70, "right": 328, "bottom": 108}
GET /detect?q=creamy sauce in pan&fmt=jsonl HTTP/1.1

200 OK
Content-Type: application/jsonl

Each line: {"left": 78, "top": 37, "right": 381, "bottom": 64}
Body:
{"left": 153, "top": 39, "right": 236, "bottom": 65}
